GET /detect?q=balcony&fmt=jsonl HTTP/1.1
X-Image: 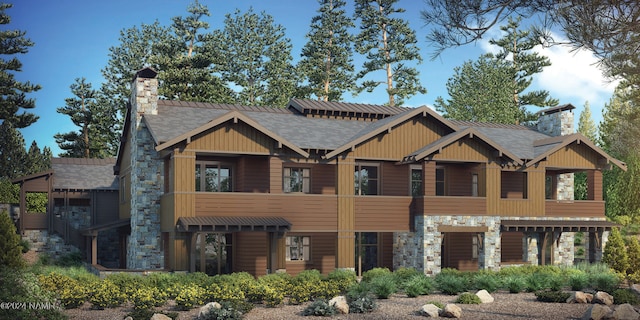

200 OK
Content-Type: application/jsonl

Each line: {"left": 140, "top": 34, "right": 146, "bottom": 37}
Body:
{"left": 545, "top": 200, "right": 605, "bottom": 218}
{"left": 423, "top": 196, "right": 487, "bottom": 215}
{"left": 354, "top": 196, "right": 412, "bottom": 231}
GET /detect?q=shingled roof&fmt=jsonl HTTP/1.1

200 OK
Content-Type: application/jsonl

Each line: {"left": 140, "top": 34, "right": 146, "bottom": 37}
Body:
{"left": 51, "top": 158, "right": 118, "bottom": 190}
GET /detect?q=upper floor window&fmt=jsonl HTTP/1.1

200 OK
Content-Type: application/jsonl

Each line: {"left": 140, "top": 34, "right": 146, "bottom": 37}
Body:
{"left": 354, "top": 164, "right": 378, "bottom": 195}
{"left": 410, "top": 166, "right": 422, "bottom": 197}
{"left": 195, "top": 162, "right": 233, "bottom": 192}
{"left": 435, "top": 166, "right": 445, "bottom": 196}
{"left": 284, "top": 167, "right": 310, "bottom": 193}
{"left": 286, "top": 236, "right": 310, "bottom": 261}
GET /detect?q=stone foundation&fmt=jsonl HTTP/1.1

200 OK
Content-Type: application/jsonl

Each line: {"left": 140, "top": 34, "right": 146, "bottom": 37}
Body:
{"left": 22, "top": 230, "right": 80, "bottom": 261}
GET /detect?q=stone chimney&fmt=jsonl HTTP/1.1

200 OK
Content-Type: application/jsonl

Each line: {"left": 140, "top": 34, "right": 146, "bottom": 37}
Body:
{"left": 537, "top": 104, "right": 576, "bottom": 200}
{"left": 127, "top": 67, "right": 163, "bottom": 269}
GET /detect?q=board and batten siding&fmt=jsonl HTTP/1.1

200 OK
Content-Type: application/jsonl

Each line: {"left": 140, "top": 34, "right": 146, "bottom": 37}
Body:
{"left": 285, "top": 232, "right": 336, "bottom": 276}
{"left": 336, "top": 158, "right": 355, "bottom": 269}
{"left": 234, "top": 232, "right": 268, "bottom": 277}
{"left": 185, "top": 122, "right": 273, "bottom": 155}
{"left": 544, "top": 143, "right": 602, "bottom": 169}
{"left": 430, "top": 137, "right": 497, "bottom": 162}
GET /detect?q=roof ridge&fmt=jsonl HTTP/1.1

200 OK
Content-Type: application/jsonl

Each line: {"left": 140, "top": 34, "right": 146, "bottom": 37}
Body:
{"left": 449, "top": 119, "right": 537, "bottom": 130}
{"left": 157, "top": 100, "right": 292, "bottom": 114}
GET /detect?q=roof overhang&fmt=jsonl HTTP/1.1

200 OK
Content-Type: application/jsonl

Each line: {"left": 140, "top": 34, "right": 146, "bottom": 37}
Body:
{"left": 81, "top": 218, "right": 131, "bottom": 236}
{"left": 177, "top": 216, "right": 292, "bottom": 233}
{"left": 501, "top": 219, "right": 618, "bottom": 232}
{"left": 153, "top": 110, "right": 310, "bottom": 158}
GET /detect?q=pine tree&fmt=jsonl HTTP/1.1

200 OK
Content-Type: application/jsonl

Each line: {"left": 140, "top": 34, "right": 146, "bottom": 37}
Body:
{"left": 209, "top": 8, "right": 297, "bottom": 107}
{"left": 55, "top": 78, "right": 116, "bottom": 158}
{"left": 298, "top": 0, "right": 355, "bottom": 101}
{"left": 626, "top": 236, "right": 640, "bottom": 278}
{"left": 0, "top": 121, "right": 26, "bottom": 179}
{"left": 603, "top": 227, "right": 630, "bottom": 275}
{"left": 0, "top": 3, "right": 40, "bottom": 128}
{"left": 354, "top": 0, "right": 426, "bottom": 107}
{"left": 574, "top": 101, "right": 598, "bottom": 200}
{"left": 24, "top": 141, "right": 50, "bottom": 175}
{"left": 0, "top": 209, "right": 25, "bottom": 269}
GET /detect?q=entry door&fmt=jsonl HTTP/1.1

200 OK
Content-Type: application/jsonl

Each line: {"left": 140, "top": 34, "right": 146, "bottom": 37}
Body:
{"left": 355, "top": 232, "right": 378, "bottom": 276}
{"left": 195, "top": 233, "right": 233, "bottom": 275}
{"left": 441, "top": 232, "right": 479, "bottom": 271}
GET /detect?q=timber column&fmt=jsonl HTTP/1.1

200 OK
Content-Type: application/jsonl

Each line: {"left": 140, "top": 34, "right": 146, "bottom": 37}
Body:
{"left": 336, "top": 157, "right": 355, "bottom": 269}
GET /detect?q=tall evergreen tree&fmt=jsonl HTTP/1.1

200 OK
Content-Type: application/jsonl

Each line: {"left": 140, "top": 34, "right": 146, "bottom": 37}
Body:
{"left": 208, "top": 8, "right": 296, "bottom": 107}
{"left": 574, "top": 101, "right": 597, "bottom": 200}
{"left": 298, "top": 0, "right": 355, "bottom": 101}
{"left": 600, "top": 86, "right": 639, "bottom": 160}
{"left": 0, "top": 208, "right": 25, "bottom": 269}
{"left": 151, "top": 1, "right": 234, "bottom": 102}
{"left": 603, "top": 227, "right": 630, "bottom": 275}
{"left": 488, "top": 17, "right": 558, "bottom": 114}
{"left": 24, "top": 141, "right": 50, "bottom": 175}
{"left": 55, "top": 78, "right": 115, "bottom": 158}
{"left": 354, "top": 0, "right": 426, "bottom": 107}
{"left": 0, "top": 3, "right": 40, "bottom": 128}
{"left": 0, "top": 121, "right": 26, "bottom": 179}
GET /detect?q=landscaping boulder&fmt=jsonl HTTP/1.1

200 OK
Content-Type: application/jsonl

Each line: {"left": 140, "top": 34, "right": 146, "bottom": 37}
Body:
{"left": 581, "top": 304, "right": 613, "bottom": 320}
{"left": 475, "top": 289, "right": 494, "bottom": 303}
{"left": 150, "top": 314, "right": 172, "bottom": 320}
{"left": 441, "top": 304, "right": 462, "bottom": 318}
{"left": 568, "top": 291, "right": 591, "bottom": 304}
{"left": 612, "top": 304, "right": 640, "bottom": 320}
{"left": 124, "top": 317, "right": 133, "bottom": 320}
{"left": 632, "top": 284, "right": 640, "bottom": 297}
{"left": 420, "top": 304, "right": 441, "bottom": 317}
{"left": 198, "top": 302, "right": 222, "bottom": 319}
{"left": 329, "top": 296, "right": 349, "bottom": 314}
{"left": 593, "top": 291, "right": 614, "bottom": 306}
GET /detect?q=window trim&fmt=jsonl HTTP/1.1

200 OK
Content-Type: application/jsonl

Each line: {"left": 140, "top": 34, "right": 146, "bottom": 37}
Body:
{"left": 285, "top": 235, "right": 311, "bottom": 262}
{"left": 354, "top": 162, "right": 380, "bottom": 196}
{"left": 195, "top": 161, "right": 234, "bottom": 192}
{"left": 283, "top": 166, "right": 311, "bottom": 193}
{"left": 435, "top": 165, "right": 446, "bottom": 196}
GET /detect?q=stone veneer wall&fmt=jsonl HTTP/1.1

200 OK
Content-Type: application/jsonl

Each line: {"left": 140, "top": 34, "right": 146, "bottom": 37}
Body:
{"left": 22, "top": 230, "right": 80, "bottom": 260}
{"left": 127, "top": 75, "right": 164, "bottom": 269}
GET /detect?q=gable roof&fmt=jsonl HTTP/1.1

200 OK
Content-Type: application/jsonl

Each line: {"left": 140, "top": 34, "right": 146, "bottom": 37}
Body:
{"left": 51, "top": 158, "right": 118, "bottom": 190}
{"left": 288, "top": 98, "right": 407, "bottom": 118}
{"left": 402, "top": 127, "right": 523, "bottom": 165}
{"left": 526, "top": 133, "right": 627, "bottom": 170}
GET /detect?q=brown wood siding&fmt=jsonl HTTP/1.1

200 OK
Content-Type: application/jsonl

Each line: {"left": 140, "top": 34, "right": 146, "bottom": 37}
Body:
{"left": 446, "top": 164, "right": 481, "bottom": 196}
{"left": 545, "top": 200, "right": 606, "bottom": 217}
{"left": 285, "top": 232, "right": 336, "bottom": 276}
{"left": 354, "top": 196, "right": 411, "bottom": 231}
{"left": 423, "top": 197, "right": 487, "bottom": 215}
{"left": 269, "top": 156, "right": 282, "bottom": 194}
{"left": 234, "top": 232, "right": 268, "bottom": 277}
{"left": 186, "top": 121, "right": 273, "bottom": 154}
{"left": 237, "top": 156, "right": 269, "bottom": 193}
{"left": 166, "top": 150, "right": 196, "bottom": 231}
{"left": 380, "top": 162, "right": 408, "bottom": 196}
{"left": 336, "top": 159, "right": 355, "bottom": 268}
{"left": 194, "top": 193, "right": 338, "bottom": 231}
{"left": 431, "top": 137, "right": 495, "bottom": 162}
{"left": 442, "top": 232, "right": 478, "bottom": 271}
{"left": 545, "top": 143, "right": 601, "bottom": 169}
{"left": 501, "top": 232, "right": 524, "bottom": 263}
{"left": 496, "top": 168, "right": 545, "bottom": 216}
{"left": 380, "top": 232, "right": 393, "bottom": 270}
{"left": 587, "top": 170, "right": 603, "bottom": 201}
{"left": 311, "top": 164, "right": 336, "bottom": 194}
{"left": 423, "top": 161, "right": 436, "bottom": 196}
{"left": 352, "top": 117, "right": 450, "bottom": 160}
{"left": 485, "top": 163, "right": 501, "bottom": 214}
{"left": 501, "top": 171, "right": 526, "bottom": 199}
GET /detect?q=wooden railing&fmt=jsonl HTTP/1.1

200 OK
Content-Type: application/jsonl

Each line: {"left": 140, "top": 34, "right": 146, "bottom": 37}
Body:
{"left": 354, "top": 196, "right": 412, "bottom": 231}
{"left": 423, "top": 196, "right": 487, "bottom": 215}
{"left": 545, "top": 200, "right": 605, "bottom": 217}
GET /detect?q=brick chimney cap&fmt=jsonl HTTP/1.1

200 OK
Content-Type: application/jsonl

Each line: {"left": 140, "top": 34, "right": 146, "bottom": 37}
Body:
{"left": 134, "top": 67, "right": 158, "bottom": 80}
{"left": 536, "top": 103, "right": 575, "bottom": 116}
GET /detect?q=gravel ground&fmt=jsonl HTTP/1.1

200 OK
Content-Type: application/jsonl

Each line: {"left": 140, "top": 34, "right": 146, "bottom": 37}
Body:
{"left": 64, "top": 292, "right": 593, "bottom": 320}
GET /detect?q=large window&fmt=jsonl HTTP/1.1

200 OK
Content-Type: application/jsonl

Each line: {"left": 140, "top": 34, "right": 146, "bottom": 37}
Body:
{"left": 286, "top": 236, "right": 310, "bottom": 261}
{"left": 435, "top": 166, "right": 445, "bottom": 196}
{"left": 354, "top": 164, "right": 378, "bottom": 195}
{"left": 195, "top": 162, "right": 233, "bottom": 192}
{"left": 283, "top": 167, "right": 310, "bottom": 193}
{"left": 410, "top": 166, "right": 422, "bottom": 196}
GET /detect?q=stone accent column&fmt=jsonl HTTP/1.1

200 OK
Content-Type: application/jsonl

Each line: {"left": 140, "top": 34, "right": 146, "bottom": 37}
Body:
{"left": 393, "top": 216, "right": 424, "bottom": 272}
{"left": 524, "top": 233, "right": 539, "bottom": 265}
{"left": 423, "top": 217, "right": 442, "bottom": 275}
{"left": 127, "top": 69, "right": 164, "bottom": 270}
{"left": 555, "top": 232, "right": 575, "bottom": 266}
{"left": 479, "top": 217, "right": 501, "bottom": 271}
{"left": 594, "top": 231, "right": 609, "bottom": 262}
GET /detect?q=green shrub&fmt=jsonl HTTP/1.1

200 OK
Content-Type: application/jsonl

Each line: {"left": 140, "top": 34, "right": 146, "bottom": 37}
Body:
{"left": 327, "top": 269, "right": 357, "bottom": 291}
{"left": 362, "top": 267, "right": 391, "bottom": 283}
{"left": 568, "top": 273, "right": 589, "bottom": 291}
{"left": 404, "top": 274, "right": 434, "bottom": 297}
{"left": 525, "top": 273, "right": 551, "bottom": 292}
{"left": 262, "top": 284, "right": 284, "bottom": 307}
{"left": 38, "top": 273, "right": 87, "bottom": 309}
{"left": 295, "top": 269, "right": 323, "bottom": 284}
{"left": 0, "top": 210, "right": 26, "bottom": 269}
{"left": 314, "top": 280, "right": 342, "bottom": 300}
{"left": 589, "top": 272, "right": 621, "bottom": 292}
{"left": 369, "top": 274, "right": 397, "bottom": 299}
{"left": 144, "top": 272, "right": 176, "bottom": 292}
{"left": 131, "top": 286, "right": 167, "bottom": 310}
{"left": 105, "top": 272, "right": 145, "bottom": 297}
{"left": 302, "top": 299, "right": 337, "bottom": 317}
{"left": 534, "top": 290, "right": 571, "bottom": 303}
{"left": 89, "top": 280, "right": 126, "bottom": 309}
{"left": 174, "top": 283, "right": 206, "bottom": 310}
{"left": 347, "top": 292, "right": 377, "bottom": 313}
{"left": 206, "top": 282, "right": 245, "bottom": 303}
{"left": 258, "top": 272, "right": 291, "bottom": 295}
{"left": 200, "top": 301, "right": 244, "bottom": 320}
{"left": 548, "top": 274, "right": 566, "bottom": 291}
{"left": 504, "top": 275, "right": 527, "bottom": 293}
{"left": 19, "top": 238, "right": 30, "bottom": 253}
{"left": 0, "top": 269, "right": 66, "bottom": 320}
{"left": 346, "top": 282, "right": 372, "bottom": 300}
{"left": 425, "top": 301, "right": 445, "bottom": 309}
{"left": 56, "top": 252, "right": 82, "bottom": 267}
{"left": 612, "top": 288, "right": 640, "bottom": 305}
{"left": 393, "top": 267, "right": 420, "bottom": 288}
{"left": 456, "top": 292, "right": 482, "bottom": 304}
{"left": 435, "top": 273, "right": 469, "bottom": 295}
{"left": 473, "top": 272, "right": 502, "bottom": 293}
{"left": 603, "top": 228, "right": 630, "bottom": 275}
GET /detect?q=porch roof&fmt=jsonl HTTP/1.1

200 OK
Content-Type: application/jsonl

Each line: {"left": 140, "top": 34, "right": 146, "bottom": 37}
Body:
{"left": 501, "top": 219, "right": 618, "bottom": 232}
{"left": 177, "top": 216, "right": 291, "bottom": 233}
{"left": 81, "top": 218, "right": 130, "bottom": 236}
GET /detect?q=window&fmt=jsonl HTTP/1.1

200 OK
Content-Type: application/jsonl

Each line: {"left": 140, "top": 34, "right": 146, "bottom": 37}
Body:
{"left": 435, "top": 166, "right": 445, "bottom": 196}
{"left": 195, "top": 162, "right": 233, "bottom": 192}
{"left": 471, "top": 174, "right": 479, "bottom": 197}
{"left": 286, "top": 236, "right": 310, "bottom": 261}
{"left": 283, "top": 167, "right": 310, "bottom": 193}
{"left": 545, "top": 175, "right": 555, "bottom": 199}
{"left": 354, "top": 164, "right": 378, "bottom": 195}
{"left": 410, "top": 166, "right": 422, "bottom": 196}
{"left": 472, "top": 234, "right": 479, "bottom": 259}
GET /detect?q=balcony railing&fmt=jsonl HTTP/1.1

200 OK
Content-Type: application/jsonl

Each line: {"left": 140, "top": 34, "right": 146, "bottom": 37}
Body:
{"left": 423, "top": 196, "right": 487, "bottom": 215}
{"left": 545, "top": 200, "right": 605, "bottom": 217}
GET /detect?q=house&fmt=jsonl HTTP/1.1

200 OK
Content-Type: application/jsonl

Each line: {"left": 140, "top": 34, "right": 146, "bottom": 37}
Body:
{"left": 12, "top": 157, "right": 125, "bottom": 268}
{"left": 111, "top": 67, "right": 625, "bottom": 277}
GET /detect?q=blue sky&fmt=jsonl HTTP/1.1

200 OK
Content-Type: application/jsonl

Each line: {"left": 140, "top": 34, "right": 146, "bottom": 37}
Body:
{"left": 8, "top": 0, "right": 618, "bottom": 156}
